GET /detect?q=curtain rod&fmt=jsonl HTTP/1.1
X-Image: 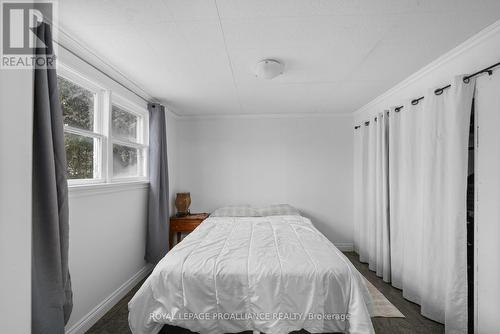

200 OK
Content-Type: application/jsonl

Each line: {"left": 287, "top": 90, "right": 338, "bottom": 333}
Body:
{"left": 354, "top": 61, "right": 500, "bottom": 129}
{"left": 54, "top": 40, "right": 153, "bottom": 104}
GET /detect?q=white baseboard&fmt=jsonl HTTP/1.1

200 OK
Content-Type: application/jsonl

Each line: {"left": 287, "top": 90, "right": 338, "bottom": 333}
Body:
{"left": 65, "top": 264, "right": 153, "bottom": 334}
{"left": 334, "top": 243, "right": 354, "bottom": 252}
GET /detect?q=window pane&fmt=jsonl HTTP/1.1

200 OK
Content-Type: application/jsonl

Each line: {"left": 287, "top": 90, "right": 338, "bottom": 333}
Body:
{"left": 112, "top": 105, "right": 138, "bottom": 142}
{"left": 65, "top": 133, "right": 96, "bottom": 179}
{"left": 113, "top": 144, "right": 141, "bottom": 178}
{"left": 58, "top": 76, "right": 95, "bottom": 131}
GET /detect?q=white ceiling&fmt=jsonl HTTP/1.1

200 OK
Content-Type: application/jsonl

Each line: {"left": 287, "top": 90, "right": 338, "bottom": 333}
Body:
{"left": 59, "top": 0, "right": 500, "bottom": 116}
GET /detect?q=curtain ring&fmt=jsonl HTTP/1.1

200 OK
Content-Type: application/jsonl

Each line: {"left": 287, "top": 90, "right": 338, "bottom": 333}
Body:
{"left": 434, "top": 88, "right": 443, "bottom": 95}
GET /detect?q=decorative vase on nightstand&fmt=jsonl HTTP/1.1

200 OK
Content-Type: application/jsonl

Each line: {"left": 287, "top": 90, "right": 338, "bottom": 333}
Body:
{"left": 175, "top": 192, "right": 191, "bottom": 217}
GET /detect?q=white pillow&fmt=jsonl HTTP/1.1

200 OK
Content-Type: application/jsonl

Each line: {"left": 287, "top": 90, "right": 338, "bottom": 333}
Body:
{"left": 211, "top": 206, "right": 260, "bottom": 217}
{"left": 257, "top": 204, "right": 300, "bottom": 216}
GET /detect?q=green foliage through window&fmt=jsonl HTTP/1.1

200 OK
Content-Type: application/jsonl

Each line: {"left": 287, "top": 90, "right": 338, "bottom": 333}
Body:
{"left": 58, "top": 76, "right": 94, "bottom": 130}
{"left": 58, "top": 76, "right": 96, "bottom": 179}
{"left": 57, "top": 73, "right": 146, "bottom": 182}
{"left": 64, "top": 133, "right": 94, "bottom": 179}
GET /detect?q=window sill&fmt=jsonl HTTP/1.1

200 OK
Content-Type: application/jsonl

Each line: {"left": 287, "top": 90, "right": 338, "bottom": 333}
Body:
{"left": 68, "top": 180, "right": 149, "bottom": 198}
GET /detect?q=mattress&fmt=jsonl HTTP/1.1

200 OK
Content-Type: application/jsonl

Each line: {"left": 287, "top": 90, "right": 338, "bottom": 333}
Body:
{"left": 129, "top": 215, "right": 374, "bottom": 334}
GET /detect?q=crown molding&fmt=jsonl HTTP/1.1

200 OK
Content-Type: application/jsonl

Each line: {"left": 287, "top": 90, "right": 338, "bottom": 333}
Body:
{"left": 353, "top": 19, "right": 500, "bottom": 117}
{"left": 173, "top": 111, "right": 353, "bottom": 120}
{"left": 165, "top": 108, "right": 182, "bottom": 119}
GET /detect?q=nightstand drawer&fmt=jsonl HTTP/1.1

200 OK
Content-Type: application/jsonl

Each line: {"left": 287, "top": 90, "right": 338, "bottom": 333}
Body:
{"left": 170, "top": 221, "right": 200, "bottom": 232}
{"left": 169, "top": 213, "right": 209, "bottom": 250}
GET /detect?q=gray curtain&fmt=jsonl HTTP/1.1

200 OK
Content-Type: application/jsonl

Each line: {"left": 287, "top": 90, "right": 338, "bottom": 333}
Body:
{"left": 146, "top": 103, "right": 170, "bottom": 263}
{"left": 32, "top": 23, "right": 73, "bottom": 334}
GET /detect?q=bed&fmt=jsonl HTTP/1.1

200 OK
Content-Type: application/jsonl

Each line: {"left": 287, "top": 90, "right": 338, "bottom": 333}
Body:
{"left": 129, "top": 205, "right": 374, "bottom": 334}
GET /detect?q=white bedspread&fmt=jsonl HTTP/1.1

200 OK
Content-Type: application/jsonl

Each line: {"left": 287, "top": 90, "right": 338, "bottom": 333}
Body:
{"left": 129, "top": 216, "right": 374, "bottom": 334}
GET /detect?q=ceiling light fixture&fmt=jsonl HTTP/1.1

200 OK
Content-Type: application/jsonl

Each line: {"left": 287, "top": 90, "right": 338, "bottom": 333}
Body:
{"left": 254, "top": 59, "right": 284, "bottom": 80}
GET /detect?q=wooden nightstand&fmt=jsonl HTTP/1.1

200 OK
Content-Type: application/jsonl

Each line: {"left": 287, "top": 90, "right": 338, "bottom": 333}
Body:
{"left": 169, "top": 213, "right": 209, "bottom": 249}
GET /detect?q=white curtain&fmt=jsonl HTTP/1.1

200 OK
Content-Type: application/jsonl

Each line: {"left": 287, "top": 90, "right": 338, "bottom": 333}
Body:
{"left": 400, "top": 101, "right": 425, "bottom": 305}
{"left": 388, "top": 107, "right": 404, "bottom": 290}
{"left": 357, "top": 113, "right": 391, "bottom": 282}
{"left": 354, "top": 75, "right": 475, "bottom": 332}
{"left": 388, "top": 102, "right": 425, "bottom": 304}
{"left": 359, "top": 122, "right": 370, "bottom": 263}
{"left": 374, "top": 112, "right": 390, "bottom": 282}
{"left": 367, "top": 121, "right": 377, "bottom": 270}
{"left": 418, "top": 76, "right": 475, "bottom": 331}
{"left": 353, "top": 125, "right": 364, "bottom": 254}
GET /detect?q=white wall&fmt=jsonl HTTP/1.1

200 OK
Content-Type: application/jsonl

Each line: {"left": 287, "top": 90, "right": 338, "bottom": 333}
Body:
{"left": 56, "top": 46, "right": 154, "bottom": 333}
{"left": 0, "top": 67, "right": 33, "bottom": 334}
{"left": 353, "top": 20, "right": 500, "bottom": 334}
{"left": 175, "top": 115, "right": 354, "bottom": 248}
{"left": 65, "top": 185, "right": 149, "bottom": 332}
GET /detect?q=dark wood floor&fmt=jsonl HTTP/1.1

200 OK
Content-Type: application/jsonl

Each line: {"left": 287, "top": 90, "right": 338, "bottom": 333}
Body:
{"left": 87, "top": 252, "right": 444, "bottom": 334}
{"left": 343, "top": 252, "right": 444, "bottom": 334}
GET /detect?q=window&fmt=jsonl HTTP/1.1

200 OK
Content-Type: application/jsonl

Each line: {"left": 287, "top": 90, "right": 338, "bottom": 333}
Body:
{"left": 112, "top": 105, "right": 138, "bottom": 141}
{"left": 59, "top": 76, "right": 95, "bottom": 131}
{"left": 65, "top": 133, "right": 97, "bottom": 179}
{"left": 58, "top": 75, "right": 102, "bottom": 181}
{"left": 110, "top": 101, "right": 147, "bottom": 179}
{"left": 57, "top": 65, "right": 148, "bottom": 185}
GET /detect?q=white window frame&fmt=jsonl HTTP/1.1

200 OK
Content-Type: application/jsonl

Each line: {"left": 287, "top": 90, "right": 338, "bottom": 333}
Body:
{"left": 59, "top": 64, "right": 106, "bottom": 186}
{"left": 108, "top": 93, "right": 149, "bottom": 183}
{"left": 58, "top": 63, "right": 149, "bottom": 186}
